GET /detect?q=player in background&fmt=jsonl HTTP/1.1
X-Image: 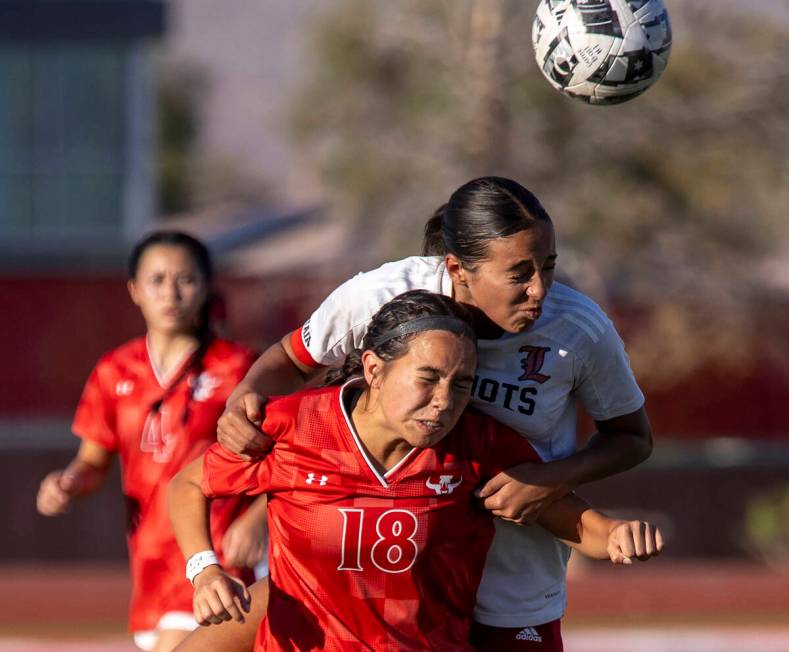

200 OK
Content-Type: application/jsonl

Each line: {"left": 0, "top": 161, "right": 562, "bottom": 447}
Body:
{"left": 36, "top": 231, "right": 267, "bottom": 652}
{"left": 169, "top": 290, "right": 663, "bottom": 652}
{"left": 208, "top": 176, "right": 652, "bottom": 651}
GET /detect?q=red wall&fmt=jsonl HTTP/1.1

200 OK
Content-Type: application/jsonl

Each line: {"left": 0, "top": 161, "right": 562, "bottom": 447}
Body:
{"left": 2, "top": 275, "right": 787, "bottom": 438}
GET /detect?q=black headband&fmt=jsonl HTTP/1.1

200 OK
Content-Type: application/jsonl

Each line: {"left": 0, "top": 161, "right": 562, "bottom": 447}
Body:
{"left": 368, "top": 316, "right": 477, "bottom": 349}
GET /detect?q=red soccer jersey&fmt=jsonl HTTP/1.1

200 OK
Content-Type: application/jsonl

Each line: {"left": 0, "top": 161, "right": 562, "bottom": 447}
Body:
{"left": 72, "top": 336, "right": 257, "bottom": 632}
{"left": 202, "top": 383, "right": 542, "bottom": 651}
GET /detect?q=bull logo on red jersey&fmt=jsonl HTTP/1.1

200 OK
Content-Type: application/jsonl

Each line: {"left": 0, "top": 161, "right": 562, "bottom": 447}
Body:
{"left": 518, "top": 345, "right": 551, "bottom": 383}
{"left": 191, "top": 372, "right": 221, "bottom": 401}
{"left": 425, "top": 475, "right": 463, "bottom": 495}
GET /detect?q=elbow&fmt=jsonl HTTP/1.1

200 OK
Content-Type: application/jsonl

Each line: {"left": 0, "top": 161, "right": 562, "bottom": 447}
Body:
{"left": 167, "top": 466, "right": 197, "bottom": 517}
{"left": 636, "top": 426, "right": 653, "bottom": 463}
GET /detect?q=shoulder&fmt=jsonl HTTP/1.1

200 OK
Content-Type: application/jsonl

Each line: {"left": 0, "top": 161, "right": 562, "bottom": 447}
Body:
{"left": 266, "top": 385, "right": 340, "bottom": 419}
{"left": 336, "top": 256, "right": 446, "bottom": 297}
{"left": 262, "top": 386, "right": 340, "bottom": 439}
{"left": 93, "top": 337, "right": 146, "bottom": 374}
{"left": 541, "top": 282, "right": 617, "bottom": 346}
{"left": 204, "top": 338, "right": 258, "bottom": 368}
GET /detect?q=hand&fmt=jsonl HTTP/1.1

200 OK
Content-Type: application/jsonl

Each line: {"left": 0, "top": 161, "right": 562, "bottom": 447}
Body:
{"left": 217, "top": 393, "right": 273, "bottom": 458}
{"left": 37, "top": 470, "right": 80, "bottom": 516}
{"left": 607, "top": 520, "right": 664, "bottom": 564}
{"left": 476, "top": 462, "right": 570, "bottom": 525}
{"left": 222, "top": 515, "right": 267, "bottom": 568}
{"left": 192, "top": 565, "right": 251, "bottom": 625}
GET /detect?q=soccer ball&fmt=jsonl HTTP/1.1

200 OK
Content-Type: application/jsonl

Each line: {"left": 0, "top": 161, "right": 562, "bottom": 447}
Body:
{"left": 532, "top": 0, "right": 672, "bottom": 105}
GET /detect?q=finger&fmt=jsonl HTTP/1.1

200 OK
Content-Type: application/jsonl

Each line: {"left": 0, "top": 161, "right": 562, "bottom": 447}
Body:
{"left": 38, "top": 485, "right": 70, "bottom": 515}
{"left": 641, "top": 522, "right": 656, "bottom": 559}
{"left": 617, "top": 529, "right": 636, "bottom": 561}
{"left": 195, "top": 599, "right": 218, "bottom": 626}
{"left": 655, "top": 527, "right": 664, "bottom": 553}
{"left": 58, "top": 471, "right": 79, "bottom": 494}
{"left": 475, "top": 473, "right": 509, "bottom": 499}
{"left": 242, "top": 395, "right": 263, "bottom": 425}
{"left": 238, "top": 581, "right": 252, "bottom": 612}
{"left": 631, "top": 521, "right": 647, "bottom": 559}
{"left": 204, "top": 590, "right": 232, "bottom": 623}
{"left": 216, "top": 583, "right": 245, "bottom": 623}
{"left": 608, "top": 540, "right": 633, "bottom": 565}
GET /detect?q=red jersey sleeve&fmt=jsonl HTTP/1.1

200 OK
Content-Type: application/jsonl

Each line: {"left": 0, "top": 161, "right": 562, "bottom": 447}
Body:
{"left": 481, "top": 417, "right": 543, "bottom": 478}
{"left": 71, "top": 360, "right": 118, "bottom": 452}
{"left": 288, "top": 327, "right": 323, "bottom": 369}
{"left": 201, "top": 396, "right": 294, "bottom": 498}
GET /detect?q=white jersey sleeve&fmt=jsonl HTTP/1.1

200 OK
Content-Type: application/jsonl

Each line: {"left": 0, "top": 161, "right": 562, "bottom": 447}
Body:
{"left": 573, "top": 313, "right": 644, "bottom": 421}
{"left": 288, "top": 257, "right": 452, "bottom": 368}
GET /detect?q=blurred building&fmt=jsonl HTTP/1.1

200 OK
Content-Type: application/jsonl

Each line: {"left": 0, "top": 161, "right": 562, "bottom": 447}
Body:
{"left": 0, "top": 0, "right": 166, "bottom": 269}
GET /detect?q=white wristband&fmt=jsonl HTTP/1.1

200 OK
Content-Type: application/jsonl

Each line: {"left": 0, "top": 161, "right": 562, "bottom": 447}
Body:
{"left": 186, "top": 550, "right": 220, "bottom": 585}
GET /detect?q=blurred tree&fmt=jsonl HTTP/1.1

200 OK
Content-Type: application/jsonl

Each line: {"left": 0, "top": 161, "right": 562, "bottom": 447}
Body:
{"left": 157, "top": 60, "right": 207, "bottom": 215}
{"left": 156, "top": 59, "right": 274, "bottom": 216}
{"left": 288, "top": 0, "right": 789, "bottom": 387}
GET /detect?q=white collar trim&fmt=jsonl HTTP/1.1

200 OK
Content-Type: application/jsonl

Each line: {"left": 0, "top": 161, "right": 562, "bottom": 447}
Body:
{"left": 338, "top": 379, "right": 417, "bottom": 489}
{"left": 146, "top": 335, "right": 198, "bottom": 388}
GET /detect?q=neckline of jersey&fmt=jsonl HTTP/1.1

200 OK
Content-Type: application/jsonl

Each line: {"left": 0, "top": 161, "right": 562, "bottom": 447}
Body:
{"left": 145, "top": 335, "right": 200, "bottom": 389}
{"left": 337, "top": 379, "right": 418, "bottom": 489}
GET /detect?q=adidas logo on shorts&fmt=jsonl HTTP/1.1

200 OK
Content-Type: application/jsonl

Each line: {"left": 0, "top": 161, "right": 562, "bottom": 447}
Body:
{"left": 515, "top": 627, "right": 543, "bottom": 642}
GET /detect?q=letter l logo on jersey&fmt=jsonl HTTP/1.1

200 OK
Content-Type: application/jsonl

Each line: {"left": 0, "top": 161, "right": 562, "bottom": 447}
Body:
{"left": 425, "top": 475, "right": 462, "bottom": 495}
{"left": 518, "top": 345, "right": 551, "bottom": 383}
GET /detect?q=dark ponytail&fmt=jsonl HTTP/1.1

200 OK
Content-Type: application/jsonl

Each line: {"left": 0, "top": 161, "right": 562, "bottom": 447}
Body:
{"left": 421, "top": 176, "right": 552, "bottom": 268}
{"left": 326, "top": 290, "right": 476, "bottom": 386}
{"left": 422, "top": 204, "right": 448, "bottom": 256}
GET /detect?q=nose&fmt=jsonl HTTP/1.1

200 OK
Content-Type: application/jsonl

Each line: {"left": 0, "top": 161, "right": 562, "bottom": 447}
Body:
{"left": 431, "top": 382, "right": 454, "bottom": 413}
{"left": 162, "top": 278, "right": 181, "bottom": 301}
{"left": 527, "top": 272, "right": 548, "bottom": 302}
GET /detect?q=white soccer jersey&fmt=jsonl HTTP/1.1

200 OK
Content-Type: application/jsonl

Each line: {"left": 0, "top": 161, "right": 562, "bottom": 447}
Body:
{"left": 288, "top": 255, "right": 644, "bottom": 627}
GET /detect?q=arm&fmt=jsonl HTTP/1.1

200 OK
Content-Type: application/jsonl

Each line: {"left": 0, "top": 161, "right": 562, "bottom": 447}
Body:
{"left": 221, "top": 494, "right": 268, "bottom": 568}
{"left": 168, "top": 457, "right": 252, "bottom": 626}
{"left": 537, "top": 493, "right": 663, "bottom": 563}
{"left": 37, "top": 439, "right": 113, "bottom": 516}
{"left": 478, "top": 406, "right": 652, "bottom": 524}
{"left": 217, "top": 335, "right": 322, "bottom": 457}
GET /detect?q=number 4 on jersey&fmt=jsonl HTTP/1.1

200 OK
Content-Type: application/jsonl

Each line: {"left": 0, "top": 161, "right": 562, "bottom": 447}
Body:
{"left": 338, "top": 508, "right": 418, "bottom": 574}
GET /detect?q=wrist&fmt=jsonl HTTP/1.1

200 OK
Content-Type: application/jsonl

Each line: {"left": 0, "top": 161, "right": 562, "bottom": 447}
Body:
{"left": 186, "top": 550, "right": 221, "bottom": 584}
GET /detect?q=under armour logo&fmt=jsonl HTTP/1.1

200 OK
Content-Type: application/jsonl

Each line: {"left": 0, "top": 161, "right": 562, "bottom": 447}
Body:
{"left": 425, "top": 475, "right": 462, "bottom": 495}
{"left": 518, "top": 345, "right": 551, "bottom": 383}
{"left": 306, "top": 473, "right": 328, "bottom": 486}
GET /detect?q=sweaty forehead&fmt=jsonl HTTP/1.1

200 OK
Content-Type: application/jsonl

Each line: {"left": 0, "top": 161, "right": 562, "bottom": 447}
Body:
{"left": 405, "top": 330, "right": 477, "bottom": 372}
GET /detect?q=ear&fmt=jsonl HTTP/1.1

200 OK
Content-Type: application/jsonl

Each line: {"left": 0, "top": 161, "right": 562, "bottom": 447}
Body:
{"left": 361, "top": 349, "right": 385, "bottom": 388}
{"left": 444, "top": 253, "right": 469, "bottom": 287}
{"left": 127, "top": 279, "right": 141, "bottom": 307}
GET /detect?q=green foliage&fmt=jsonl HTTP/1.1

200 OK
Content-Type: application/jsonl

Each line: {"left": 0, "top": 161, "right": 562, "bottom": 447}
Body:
{"left": 744, "top": 485, "right": 789, "bottom": 568}
{"left": 156, "top": 61, "right": 207, "bottom": 215}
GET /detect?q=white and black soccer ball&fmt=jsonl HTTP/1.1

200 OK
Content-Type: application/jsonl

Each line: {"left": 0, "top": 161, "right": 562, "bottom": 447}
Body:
{"left": 532, "top": 0, "right": 672, "bottom": 105}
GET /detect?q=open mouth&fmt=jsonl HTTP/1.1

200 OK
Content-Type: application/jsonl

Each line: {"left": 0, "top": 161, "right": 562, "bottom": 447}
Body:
{"left": 415, "top": 419, "right": 445, "bottom": 435}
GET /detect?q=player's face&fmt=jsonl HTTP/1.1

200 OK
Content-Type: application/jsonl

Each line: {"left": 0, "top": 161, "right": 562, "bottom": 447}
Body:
{"left": 448, "top": 223, "right": 556, "bottom": 335}
{"left": 128, "top": 244, "right": 208, "bottom": 336}
{"left": 370, "top": 330, "right": 477, "bottom": 449}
